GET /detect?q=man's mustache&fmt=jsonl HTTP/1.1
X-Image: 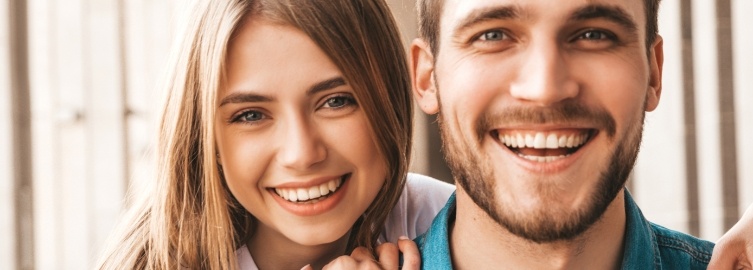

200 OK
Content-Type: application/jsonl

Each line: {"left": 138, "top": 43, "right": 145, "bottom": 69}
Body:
{"left": 475, "top": 102, "right": 617, "bottom": 142}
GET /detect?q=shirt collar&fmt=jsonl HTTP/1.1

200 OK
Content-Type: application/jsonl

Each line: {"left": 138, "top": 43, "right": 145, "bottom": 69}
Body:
{"left": 620, "top": 190, "right": 661, "bottom": 269}
{"left": 416, "top": 192, "right": 455, "bottom": 269}
{"left": 417, "top": 190, "right": 659, "bottom": 269}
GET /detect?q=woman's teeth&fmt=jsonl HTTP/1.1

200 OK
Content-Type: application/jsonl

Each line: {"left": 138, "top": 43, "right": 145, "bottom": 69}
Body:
{"left": 274, "top": 177, "right": 343, "bottom": 202}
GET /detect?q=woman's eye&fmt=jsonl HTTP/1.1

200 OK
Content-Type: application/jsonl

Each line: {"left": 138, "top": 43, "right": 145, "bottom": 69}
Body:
{"left": 478, "top": 30, "right": 507, "bottom": 41}
{"left": 322, "top": 95, "right": 356, "bottom": 109}
{"left": 232, "top": 110, "right": 266, "bottom": 123}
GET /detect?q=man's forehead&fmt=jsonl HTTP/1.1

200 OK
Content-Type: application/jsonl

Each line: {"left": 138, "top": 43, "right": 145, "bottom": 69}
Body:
{"left": 440, "top": 0, "right": 645, "bottom": 33}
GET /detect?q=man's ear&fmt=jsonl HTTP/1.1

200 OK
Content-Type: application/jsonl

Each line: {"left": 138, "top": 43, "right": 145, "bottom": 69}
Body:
{"left": 645, "top": 35, "right": 664, "bottom": 112}
{"left": 410, "top": 38, "right": 440, "bottom": 114}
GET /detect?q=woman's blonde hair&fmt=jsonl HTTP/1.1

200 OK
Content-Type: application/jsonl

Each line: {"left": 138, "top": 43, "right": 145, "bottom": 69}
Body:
{"left": 96, "top": 0, "right": 412, "bottom": 269}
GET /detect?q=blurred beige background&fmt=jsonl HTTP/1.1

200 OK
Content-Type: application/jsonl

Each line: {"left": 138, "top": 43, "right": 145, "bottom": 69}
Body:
{"left": 1, "top": 0, "right": 752, "bottom": 269}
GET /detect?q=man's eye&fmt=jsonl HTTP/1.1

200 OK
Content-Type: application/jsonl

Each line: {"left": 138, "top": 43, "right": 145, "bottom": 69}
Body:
{"left": 577, "top": 30, "right": 614, "bottom": 41}
{"left": 479, "top": 30, "right": 507, "bottom": 41}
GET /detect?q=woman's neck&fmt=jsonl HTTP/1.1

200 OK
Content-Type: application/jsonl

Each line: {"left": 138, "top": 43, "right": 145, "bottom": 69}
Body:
{"left": 247, "top": 224, "right": 351, "bottom": 270}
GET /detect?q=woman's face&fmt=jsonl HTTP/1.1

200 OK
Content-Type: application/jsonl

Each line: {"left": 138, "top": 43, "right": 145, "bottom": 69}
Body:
{"left": 216, "top": 17, "right": 387, "bottom": 246}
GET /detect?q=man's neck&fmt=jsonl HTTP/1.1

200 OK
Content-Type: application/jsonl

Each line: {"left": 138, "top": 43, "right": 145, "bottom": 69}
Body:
{"left": 248, "top": 225, "right": 349, "bottom": 270}
{"left": 450, "top": 188, "right": 626, "bottom": 270}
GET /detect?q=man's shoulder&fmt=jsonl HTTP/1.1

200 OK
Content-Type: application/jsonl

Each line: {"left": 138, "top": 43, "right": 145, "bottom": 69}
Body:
{"left": 623, "top": 191, "right": 714, "bottom": 269}
{"left": 649, "top": 222, "right": 715, "bottom": 269}
{"left": 413, "top": 193, "right": 456, "bottom": 270}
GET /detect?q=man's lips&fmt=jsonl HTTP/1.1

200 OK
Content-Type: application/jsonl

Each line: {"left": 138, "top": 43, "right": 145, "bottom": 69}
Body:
{"left": 493, "top": 129, "right": 596, "bottom": 162}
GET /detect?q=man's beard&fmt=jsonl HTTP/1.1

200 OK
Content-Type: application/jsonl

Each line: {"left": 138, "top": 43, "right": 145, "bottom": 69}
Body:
{"left": 439, "top": 100, "right": 644, "bottom": 243}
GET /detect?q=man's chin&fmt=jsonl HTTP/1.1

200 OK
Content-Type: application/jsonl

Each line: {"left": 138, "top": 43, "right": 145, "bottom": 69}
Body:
{"left": 440, "top": 104, "right": 642, "bottom": 244}
{"left": 492, "top": 196, "right": 614, "bottom": 243}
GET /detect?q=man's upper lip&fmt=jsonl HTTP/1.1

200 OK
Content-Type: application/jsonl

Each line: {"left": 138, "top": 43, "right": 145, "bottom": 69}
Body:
{"left": 269, "top": 174, "right": 346, "bottom": 189}
{"left": 491, "top": 123, "right": 597, "bottom": 131}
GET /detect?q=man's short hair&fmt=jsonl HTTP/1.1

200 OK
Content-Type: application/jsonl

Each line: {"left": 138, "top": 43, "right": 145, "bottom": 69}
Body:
{"left": 417, "top": 0, "right": 660, "bottom": 56}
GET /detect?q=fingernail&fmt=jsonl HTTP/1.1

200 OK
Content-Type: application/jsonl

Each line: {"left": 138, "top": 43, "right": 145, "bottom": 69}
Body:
{"left": 399, "top": 235, "right": 410, "bottom": 240}
{"left": 300, "top": 264, "right": 313, "bottom": 270}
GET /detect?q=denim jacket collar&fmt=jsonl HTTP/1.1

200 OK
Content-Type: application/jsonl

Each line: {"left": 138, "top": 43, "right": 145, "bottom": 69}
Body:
{"left": 415, "top": 190, "right": 712, "bottom": 270}
{"left": 621, "top": 190, "right": 660, "bottom": 268}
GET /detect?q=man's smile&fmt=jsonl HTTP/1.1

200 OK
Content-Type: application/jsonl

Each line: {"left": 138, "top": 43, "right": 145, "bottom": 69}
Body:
{"left": 492, "top": 128, "right": 597, "bottom": 163}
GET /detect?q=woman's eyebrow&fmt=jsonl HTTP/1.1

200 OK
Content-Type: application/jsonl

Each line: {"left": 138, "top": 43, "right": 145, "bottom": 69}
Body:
{"left": 307, "top": 77, "right": 347, "bottom": 96}
{"left": 219, "top": 91, "right": 273, "bottom": 107}
{"left": 218, "top": 77, "right": 346, "bottom": 107}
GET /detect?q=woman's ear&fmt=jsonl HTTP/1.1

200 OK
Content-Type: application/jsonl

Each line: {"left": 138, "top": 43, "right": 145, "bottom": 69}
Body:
{"left": 645, "top": 35, "right": 664, "bottom": 112}
{"left": 411, "top": 38, "right": 439, "bottom": 114}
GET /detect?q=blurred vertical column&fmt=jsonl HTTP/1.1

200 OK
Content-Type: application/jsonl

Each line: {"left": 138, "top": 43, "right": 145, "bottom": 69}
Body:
{"left": 2, "top": 0, "right": 35, "bottom": 268}
{"left": 692, "top": 0, "right": 740, "bottom": 240}
{"left": 27, "top": 0, "right": 127, "bottom": 267}
{"left": 637, "top": 0, "right": 746, "bottom": 241}
{"left": 633, "top": 0, "right": 691, "bottom": 234}
{"left": 30, "top": 0, "right": 92, "bottom": 267}
{"left": 678, "top": 0, "right": 701, "bottom": 237}
{"left": 26, "top": 0, "right": 58, "bottom": 267}
{"left": 0, "top": 1, "right": 14, "bottom": 269}
{"left": 731, "top": 0, "right": 753, "bottom": 219}
{"left": 0, "top": 0, "right": 14, "bottom": 266}
{"left": 713, "top": 0, "right": 739, "bottom": 233}
{"left": 121, "top": 0, "right": 178, "bottom": 198}
{"left": 86, "top": 0, "right": 128, "bottom": 263}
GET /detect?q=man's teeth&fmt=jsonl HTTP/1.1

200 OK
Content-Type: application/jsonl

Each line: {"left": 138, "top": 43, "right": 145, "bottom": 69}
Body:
{"left": 499, "top": 132, "right": 588, "bottom": 149}
{"left": 274, "top": 177, "right": 343, "bottom": 203}
{"left": 518, "top": 154, "right": 568, "bottom": 162}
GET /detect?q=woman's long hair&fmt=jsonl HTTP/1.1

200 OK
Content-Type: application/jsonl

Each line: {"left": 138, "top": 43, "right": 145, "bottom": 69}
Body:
{"left": 96, "top": 0, "right": 412, "bottom": 269}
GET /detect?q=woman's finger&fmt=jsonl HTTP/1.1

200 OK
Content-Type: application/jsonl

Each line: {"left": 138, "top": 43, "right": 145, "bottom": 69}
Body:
{"left": 709, "top": 239, "right": 743, "bottom": 270}
{"left": 350, "top": 246, "right": 377, "bottom": 262}
{"left": 376, "top": 242, "right": 399, "bottom": 270}
{"left": 397, "top": 236, "right": 420, "bottom": 270}
{"left": 322, "top": 255, "right": 359, "bottom": 270}
{"left": 710, "top": 204, "right": 753, "bottom": 270}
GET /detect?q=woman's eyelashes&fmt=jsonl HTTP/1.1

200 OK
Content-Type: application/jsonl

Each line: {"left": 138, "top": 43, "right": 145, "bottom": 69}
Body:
{"left": 227, "top": 93, "right": 358, "bottom": 125}
{"left": 319, "top": 93, "right": 358, "bottom": 110}
{"left": 230, "top": 109, "right": 269, "bottom": 124}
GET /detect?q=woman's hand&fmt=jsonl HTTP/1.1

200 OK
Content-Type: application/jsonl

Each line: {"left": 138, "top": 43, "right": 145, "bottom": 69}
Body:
{"left": 709, "top": 204, "right": 753, "bottom": 269}
{"left": 318, "top": 236, "right": 420, "bottom": 270}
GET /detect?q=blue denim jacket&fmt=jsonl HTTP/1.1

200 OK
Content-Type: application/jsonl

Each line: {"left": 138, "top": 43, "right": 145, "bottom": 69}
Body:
{"left": 415, "top": 191, "right": 714, "bottom": 269}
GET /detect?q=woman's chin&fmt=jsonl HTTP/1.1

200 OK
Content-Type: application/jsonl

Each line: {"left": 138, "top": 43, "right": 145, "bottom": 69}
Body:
{"left": 278, "top": 223, "right": 353, "bottom": 248}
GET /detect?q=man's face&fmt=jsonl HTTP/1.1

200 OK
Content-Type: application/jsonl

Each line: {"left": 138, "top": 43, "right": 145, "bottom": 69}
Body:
{"left": 412, "top": 0, "right": 663, "bottom": 242}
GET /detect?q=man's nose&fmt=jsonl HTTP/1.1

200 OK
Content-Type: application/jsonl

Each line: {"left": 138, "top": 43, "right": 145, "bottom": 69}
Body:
{"left": 509, "top": 41, "right": 579, "bottom": 105}
{"left": 276, "top": 119, "right": 327, "bottom": 170}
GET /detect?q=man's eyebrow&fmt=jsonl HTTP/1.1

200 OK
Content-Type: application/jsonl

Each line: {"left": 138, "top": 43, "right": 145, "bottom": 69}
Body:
{"left": 218, "top": 77, "right": 346, "bottom": 107}
{"left": 307, "top": 77, "right": 347, "bottom": 96}
{"left": 453, "top": 5, "right": 520, "bottom": 37}
{"left": 569, "top": 4, "right": 638, "bottom": 32}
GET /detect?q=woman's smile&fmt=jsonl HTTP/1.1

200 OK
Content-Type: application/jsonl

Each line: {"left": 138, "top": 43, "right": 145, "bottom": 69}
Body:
{"left": 268, "top": 174, "right": 352, "bottom": 216}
